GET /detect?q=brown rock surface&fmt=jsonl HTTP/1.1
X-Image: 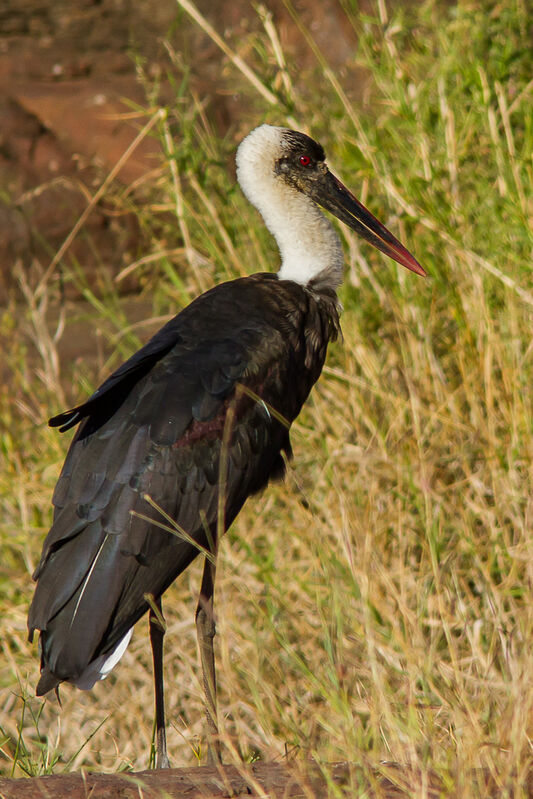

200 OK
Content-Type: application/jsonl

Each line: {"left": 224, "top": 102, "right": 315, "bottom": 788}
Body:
{"left": 0, "top": 0, "right": 363, "bottom": 301}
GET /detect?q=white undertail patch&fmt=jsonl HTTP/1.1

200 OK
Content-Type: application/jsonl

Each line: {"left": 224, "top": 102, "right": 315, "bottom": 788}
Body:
{"left": 73, "top": 627, "right": 134, "bottom": 690}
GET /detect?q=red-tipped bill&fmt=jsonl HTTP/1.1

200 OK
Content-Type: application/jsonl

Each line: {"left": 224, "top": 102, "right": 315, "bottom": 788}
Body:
{"left": 311, "top": 170, "right": 426, "bottom": 277}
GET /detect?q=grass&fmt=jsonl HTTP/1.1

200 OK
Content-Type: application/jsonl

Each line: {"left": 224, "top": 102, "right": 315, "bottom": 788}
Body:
{"left": 1, "top": 0, "right": 532, "bottom": 794}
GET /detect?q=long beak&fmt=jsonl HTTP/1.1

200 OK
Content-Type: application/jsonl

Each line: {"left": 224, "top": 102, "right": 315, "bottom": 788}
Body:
{"left": 313, "top": 170, "right": 426, "bottom": 277}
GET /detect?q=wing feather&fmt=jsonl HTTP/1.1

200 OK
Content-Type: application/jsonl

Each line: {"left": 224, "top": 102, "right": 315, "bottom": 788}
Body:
{"left": 29, "top": 275, "right": 337, "bottom": 689}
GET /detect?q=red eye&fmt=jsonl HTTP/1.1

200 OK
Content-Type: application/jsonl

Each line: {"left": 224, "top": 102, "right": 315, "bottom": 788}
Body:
{"left": 299, "top": 155, "right": 311, "bottom": 167}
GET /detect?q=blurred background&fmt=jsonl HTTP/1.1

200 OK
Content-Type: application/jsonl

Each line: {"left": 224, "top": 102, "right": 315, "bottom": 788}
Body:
{"left": 0, "top": 1, "right": 531, "bottom": 794}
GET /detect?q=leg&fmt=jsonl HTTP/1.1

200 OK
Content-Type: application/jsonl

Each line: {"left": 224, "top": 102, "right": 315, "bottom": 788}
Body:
{"left": 195, "top": 554, "right": 221, "bottom": 764}
{"left": 149, "top": 595, "right": 171, "bottom": 769}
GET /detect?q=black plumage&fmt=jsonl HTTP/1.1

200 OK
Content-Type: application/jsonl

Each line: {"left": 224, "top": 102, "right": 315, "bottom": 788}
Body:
{"left": 28, "top": 274, "right": 340, "bottom": 694}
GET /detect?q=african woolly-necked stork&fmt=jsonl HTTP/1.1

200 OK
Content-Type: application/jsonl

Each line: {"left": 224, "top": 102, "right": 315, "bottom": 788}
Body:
{"left": 28, "top": 124, "right": 425, "bottom": 767}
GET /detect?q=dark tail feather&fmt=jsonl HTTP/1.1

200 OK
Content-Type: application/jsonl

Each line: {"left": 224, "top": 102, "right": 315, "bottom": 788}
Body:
{"left": 36, "top": 667, "right": 61, "bottom": 696}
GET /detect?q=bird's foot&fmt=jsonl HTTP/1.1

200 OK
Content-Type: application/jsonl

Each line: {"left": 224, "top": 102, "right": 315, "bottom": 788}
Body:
{"left": 156, "top": 751, "right": 171, "bottom": 769}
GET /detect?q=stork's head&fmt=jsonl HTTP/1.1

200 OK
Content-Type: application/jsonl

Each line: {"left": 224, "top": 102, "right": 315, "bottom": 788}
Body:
{"left": 236, "top": 125, "right": 425, "bottom": 286}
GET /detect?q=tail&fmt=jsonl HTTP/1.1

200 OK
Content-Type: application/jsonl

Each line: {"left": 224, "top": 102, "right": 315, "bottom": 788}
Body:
{"left": 36, "top": 662, "right": 61, "bottom": 696}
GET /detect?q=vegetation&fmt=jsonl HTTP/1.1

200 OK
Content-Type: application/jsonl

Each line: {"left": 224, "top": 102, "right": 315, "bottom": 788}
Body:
{"left": 1, "top": 0, "right": 531, "bottom": 795}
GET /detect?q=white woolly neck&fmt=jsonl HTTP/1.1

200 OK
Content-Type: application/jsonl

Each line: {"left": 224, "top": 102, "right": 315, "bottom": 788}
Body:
{"left": 236, "top": 125, "right": 343, "bottom": 289}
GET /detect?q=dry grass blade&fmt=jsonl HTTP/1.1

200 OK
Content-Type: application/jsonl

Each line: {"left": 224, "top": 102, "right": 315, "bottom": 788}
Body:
{"left": 176, "top": 0, "right": 279, "bottom": 109}
{"left": 2, "top": 2, "right": 532, "bottom": 793}
{"left": 133, "top": 496, "right": 217, "bottom": 564}
{"left": 35, "top": 108, "right": 165, "bottom": 300}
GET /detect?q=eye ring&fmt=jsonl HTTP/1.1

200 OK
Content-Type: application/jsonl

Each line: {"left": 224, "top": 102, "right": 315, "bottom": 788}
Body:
{"left": 299, "top": 155, "right": 312, "bottom": 167}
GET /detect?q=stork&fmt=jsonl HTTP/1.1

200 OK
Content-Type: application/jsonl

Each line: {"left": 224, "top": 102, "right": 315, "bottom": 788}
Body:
{"left": 28, "top": 124, "right": 426, "bottom": 767}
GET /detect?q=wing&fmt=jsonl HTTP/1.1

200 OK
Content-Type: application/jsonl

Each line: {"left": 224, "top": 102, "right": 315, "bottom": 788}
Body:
{"left": 28, "top": 275, "right": 336, "bottom": 692}
{"left": 48, "top": 310, "right": 187, "bottom": 433}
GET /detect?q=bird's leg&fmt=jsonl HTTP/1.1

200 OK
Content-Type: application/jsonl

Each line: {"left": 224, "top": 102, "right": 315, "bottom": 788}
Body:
{"left": 195, "top": 554, "right": 221, "bottom": 764}
{"left": 149, "top": 595, "right": 171, "bottom": 769}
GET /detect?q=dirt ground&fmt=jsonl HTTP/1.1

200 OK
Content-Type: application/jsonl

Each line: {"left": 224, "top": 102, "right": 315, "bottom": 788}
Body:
{"left": 0, "top": 0, "right": 362, "bottom": 301}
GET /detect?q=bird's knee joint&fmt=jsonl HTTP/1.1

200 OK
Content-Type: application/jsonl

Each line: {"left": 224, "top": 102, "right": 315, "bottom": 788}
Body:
{"left": 196, "top": 608, "right": 216, "bottom": 638}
